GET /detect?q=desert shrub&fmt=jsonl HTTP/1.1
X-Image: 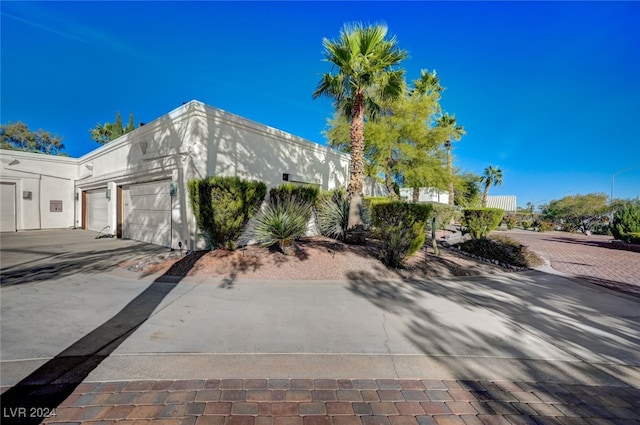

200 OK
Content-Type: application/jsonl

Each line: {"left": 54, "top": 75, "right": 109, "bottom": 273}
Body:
{"left": 520, "top": 220, "right": 532, "bottom": 230}
{"left": 611, "top": 200, "right": 640, "bottom": 243}
{"left": 624, "top": 232, "right": 640, "bottom": 245}
{"left": 462, "top": 208, "right": 505, "bottom": 239}
{"left": 456, "top": 235, "right": 543, "bottom": 268}
{"left": 316, "top": 189, "right": 350, "bottom": 241}
{"left": 424, "top": 202, "right": 458, "bottom": 231}
{"left": 269, "top": 183, "right": 319, "bottom": 206}
{"left": 590, "top": 221, "right": 612, "bottom": 236}
{"left": 254, "top": 198, "right": 312, "bottom": 254}
{"left": 504, "top": 214, "right": 518, "bottom": 230}
{"left": 537, "top": 220, "right": 555, "bottom": 232}
{"left": 362, "top": 196, "right": 395, "bottom": 229}
{"left": 188, "top": 176, "right": 266, "bottom": 249}
{"left": 371, "top": 202, "right": 432, "bottom": 268}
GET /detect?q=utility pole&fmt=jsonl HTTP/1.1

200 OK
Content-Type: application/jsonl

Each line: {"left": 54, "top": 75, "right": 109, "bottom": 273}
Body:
{"left": 611, "top": 164, "right": 640, "bottom": 205}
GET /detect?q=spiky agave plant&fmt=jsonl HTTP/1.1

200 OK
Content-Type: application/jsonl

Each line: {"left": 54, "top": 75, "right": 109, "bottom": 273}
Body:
{"left": 317, "top": 190, "right": 350, "bottom": 241}
{"left": 255, "top": 198, "right": 312, "bottom": 255}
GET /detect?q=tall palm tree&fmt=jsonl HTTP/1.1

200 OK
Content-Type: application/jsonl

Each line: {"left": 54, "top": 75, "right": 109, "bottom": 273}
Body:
{"left": 436, "top": 114, "right": 465, "bottom": 205}
{"left": 313, "top": 23, "right": 407, "bottom": 198}
{"left": 481, "top": 165, "right": 503, "bottom": 207}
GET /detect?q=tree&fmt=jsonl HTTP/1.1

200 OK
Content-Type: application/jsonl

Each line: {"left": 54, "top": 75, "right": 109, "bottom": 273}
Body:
{"left": 542, "top": 193, "right": 610, "bottom": 234}
{"left": 90, "top": 111, "right": 137, "bottom": 145}
{"left": 313, "top": 23, "right": 407, "bottom": 199}
{"left": 454, "top": 172, "right": 482, "bottom": 208}
{"left": 436, "top": 114, "right": 465, "bottom": 205}
{"left": 0, "top": 121, "right": 66, "bottom": 155}
{"left": 481, "top": 165, "right": 503, "bottom": 207}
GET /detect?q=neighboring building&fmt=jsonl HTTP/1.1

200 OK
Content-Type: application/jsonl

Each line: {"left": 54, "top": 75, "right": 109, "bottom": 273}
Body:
{"left": 399, "top": 187, "right": 449, "bottom": 204}
{"left": 0, "top": 100, "right": 376, "bottom": 249}
{"left": 486, "top": 195, "right": 517, "bottom": 212}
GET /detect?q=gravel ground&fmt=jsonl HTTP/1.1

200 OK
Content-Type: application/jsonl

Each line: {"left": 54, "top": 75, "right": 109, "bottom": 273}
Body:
{"left": 121, "top": 235, "right": 513, "bottom": 281}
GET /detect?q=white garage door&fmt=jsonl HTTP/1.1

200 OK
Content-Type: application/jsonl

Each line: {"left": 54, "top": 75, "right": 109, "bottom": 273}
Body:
{"left": 124, "top": 180, "right": 171, "bottom": 247}
{"left": 1, "top": 183, "right": 16, "bottom": 232}
{"left": 86, "top": 189, "right": 108, "bottom": 232}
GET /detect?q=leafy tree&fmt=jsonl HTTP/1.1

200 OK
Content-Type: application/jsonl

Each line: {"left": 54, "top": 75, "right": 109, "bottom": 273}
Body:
{"left": 436, "top": 114, "right": 465, "bottom": 205}
{"left": 0, "top": 121, "right": 66, "bottom": 155}
{"left": 454, "top": 172, "right": 482, "bottom": 208}
{"left": 542, "top": 193, "right": 610, "bottom": 234}
{"left": 90, "top": 111, "right": 136, "bottom": 145}
{"left": 481, "top": 165, "right": 503, "bottom": 207}
{"left": 313, "top": 23, "right": 407, "bottom": 199}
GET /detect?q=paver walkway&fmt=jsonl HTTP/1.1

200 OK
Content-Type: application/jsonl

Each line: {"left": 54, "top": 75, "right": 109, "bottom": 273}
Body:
{"left": 502, "top": 230, "right": 640, "bottom": 296}
{"left": 33, "top": 378, "right": 640, "bottom": 425}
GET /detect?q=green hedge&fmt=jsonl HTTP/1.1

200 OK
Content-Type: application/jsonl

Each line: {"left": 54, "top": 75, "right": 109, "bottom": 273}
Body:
{"left": 611, "top": 200, "right": 640, "bottom": 243}
{"left": 463, "top": 208, "right": 505, "bottom": 239}
{"left": 423, "top": 202, "right": 458, "bottom": 230}
{"left": 187, "top": 176, "right": 266, "bottom": 249}
{"left": 372, "top": 202, "right": 432, "bottom": 267}
{"left": 269, "top": 183, "right": 319, "bottom": 206}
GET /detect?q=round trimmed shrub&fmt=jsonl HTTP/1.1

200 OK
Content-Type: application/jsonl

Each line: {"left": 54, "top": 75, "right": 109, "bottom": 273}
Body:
{"left": 462, "top": 208, "right": 505, "bottom": 239}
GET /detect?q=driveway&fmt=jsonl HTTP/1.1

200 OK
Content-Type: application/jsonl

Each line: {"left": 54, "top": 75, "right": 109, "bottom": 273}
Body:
{"left": 1, "top": 231, "right": 639, "bottom": 424}
{"left": 502, "top": 229, "right": 640, "bottom": 296}
{"left": 0, "top": 229, "right": 170, "bottom": 286}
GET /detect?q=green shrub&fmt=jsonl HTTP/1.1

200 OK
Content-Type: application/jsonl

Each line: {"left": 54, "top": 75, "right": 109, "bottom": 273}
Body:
{"left": 504, "top": 214, "right": 518, "bottom": 230}
{"left": 254, "top": 198, "right": 312, "bottom": 254}
{"left": 316, "top": 189, "right": 350, "bottom": 241}
{"left": 520, "top": 220, "right": 532, "bottom": 230}
{"left": 362, "top": 196, "right": 396, "bottom": 229}
{"left": 611, "top": 200, "right": 640, "bottom": 242}
{"left": 269, "top": 183, "right": 319, "bottom": 206}
{"left": 456, "top": 235, "right": 543, "bottom": 268}
{"left": 624, "top": 232, "right": 640, "bottom": 245}
{"left": 372, "top": 202, "right": 432, "bottom": 268}
{"left": 537, "top": 220, "right": 555, "bottom": 232}
{"left": 462, "top": 208, "right": 505, "bottom": 239}
{"left": 188, "top": 176, "right": 266, "bottom": 249}
{"left": 424, "top": 202, "right": 458, "bottom": 230}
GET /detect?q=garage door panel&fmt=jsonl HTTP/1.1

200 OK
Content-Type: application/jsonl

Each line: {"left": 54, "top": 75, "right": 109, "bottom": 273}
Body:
{"left": 124, "top": 180, "right": 171, "bottom": 247}
{"left": 1, "top": 183, "right": 16, "bottom": 232}
{"left": 86, "top": 189, "right": 108, "bottom": 232}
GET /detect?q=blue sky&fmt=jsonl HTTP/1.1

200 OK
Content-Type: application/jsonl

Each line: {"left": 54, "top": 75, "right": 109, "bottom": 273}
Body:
{"left": 2, "top": 1, "right": 639, "bottom": 208}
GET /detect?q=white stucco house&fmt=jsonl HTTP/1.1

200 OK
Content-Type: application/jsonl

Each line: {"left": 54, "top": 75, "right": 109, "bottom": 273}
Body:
{"left": 0, "top": 100, "right": 371, "bottom": 249}
{"left": 399, "top": 187, "right": 449, "bottom": 204}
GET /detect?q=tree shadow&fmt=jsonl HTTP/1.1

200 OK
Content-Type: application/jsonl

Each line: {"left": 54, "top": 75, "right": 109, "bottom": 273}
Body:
{"left": 0, "top": 251, "right": 206, "bottom": 424}
{"left": 346, "top": 270, "right": 640, "bottom": 389}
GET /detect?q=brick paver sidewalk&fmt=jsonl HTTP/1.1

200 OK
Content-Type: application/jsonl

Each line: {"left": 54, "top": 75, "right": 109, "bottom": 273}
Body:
{"left": 22, "top": 378, "right": 637, "bottom": 425}
{"left": 502, "top": 230, "right": 640, "bottom": 296}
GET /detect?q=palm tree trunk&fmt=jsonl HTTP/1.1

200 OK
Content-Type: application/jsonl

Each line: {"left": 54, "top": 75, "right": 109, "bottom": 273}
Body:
{"left": 412, "top": 186, "right": 419, "bottom": 203}
{"left": 348, "top": 92, "right": 365, "bottom": 197}
{"left": 446, "top": 141, "right": 454, "bottom": 205}
{"left": 482, "top": 184, "right": 489, "bottom": 207}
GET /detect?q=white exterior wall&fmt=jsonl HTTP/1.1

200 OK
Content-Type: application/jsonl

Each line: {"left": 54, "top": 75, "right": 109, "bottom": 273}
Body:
{"left": 1, "top": 100, "right": 352, "bottom": 248}
{"left": 400, "top": 187, "right": 449, "bottom": 204}
{"left": 0, "top": 150, "right": 77, "bottom": 230}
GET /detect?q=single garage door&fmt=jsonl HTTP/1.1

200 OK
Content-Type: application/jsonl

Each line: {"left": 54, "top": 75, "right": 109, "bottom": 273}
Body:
{"left": 1, "top": 183, "right": 16, "bottom": 232}
{"left": 124, "top": 180, "right": 171, "bottom": 247}
{"left": 86, "top": 188, "right": 109, "bottom": 232}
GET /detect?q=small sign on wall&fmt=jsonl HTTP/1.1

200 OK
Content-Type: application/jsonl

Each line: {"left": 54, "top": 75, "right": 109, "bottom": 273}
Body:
{"left": 50, "top": 200, "right": 63, "bottom": 212}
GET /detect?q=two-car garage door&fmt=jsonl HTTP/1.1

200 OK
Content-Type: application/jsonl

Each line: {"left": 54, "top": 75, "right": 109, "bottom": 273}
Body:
{"left": 123, "top": 180, "right": 171, "bottom": 247}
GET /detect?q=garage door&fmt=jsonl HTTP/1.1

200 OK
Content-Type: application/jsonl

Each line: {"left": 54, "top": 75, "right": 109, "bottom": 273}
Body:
{"left": 1, "top": 183, "right": 16, "bottom": 232}
{"left": 124, "top": 180, "right": 171, "bottom": 247}
{"left": 86, "top": 188, "right": 108, "bottom": 232}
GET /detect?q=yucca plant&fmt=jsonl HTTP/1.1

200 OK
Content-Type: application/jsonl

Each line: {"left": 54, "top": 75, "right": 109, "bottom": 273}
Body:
{"left": 255, "top": 198, "right": 312, "bottom": 255}
{"left": 317, "top": 190, "right": 350, "bottom": 241}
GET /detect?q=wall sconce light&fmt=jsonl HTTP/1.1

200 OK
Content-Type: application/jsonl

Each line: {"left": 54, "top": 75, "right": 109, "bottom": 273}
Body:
{"left": 106, "top": 188, "right": 111, "bottom": 200}
{"left": 169, "top": 181, "right": 177, "bottom": 197}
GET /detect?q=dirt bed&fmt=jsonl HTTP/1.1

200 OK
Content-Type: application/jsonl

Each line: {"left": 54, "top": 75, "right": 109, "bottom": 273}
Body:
{"left": 121, "top": 236, "right": 513, "bottom": 281}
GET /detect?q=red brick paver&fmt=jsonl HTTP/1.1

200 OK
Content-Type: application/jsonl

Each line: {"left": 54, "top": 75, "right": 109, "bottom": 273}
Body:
{"left": 20, "top": 378, "right": 635, "bottom": 425}
{"left": 503, "top": 230, "right": 640, "bottom": 295}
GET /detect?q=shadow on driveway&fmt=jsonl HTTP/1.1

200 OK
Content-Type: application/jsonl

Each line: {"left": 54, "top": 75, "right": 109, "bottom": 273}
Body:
{"left": 0, "top": 251, "right": 206, "bottom": 424}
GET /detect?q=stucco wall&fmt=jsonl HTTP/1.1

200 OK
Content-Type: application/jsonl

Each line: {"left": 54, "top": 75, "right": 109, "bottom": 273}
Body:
{"left": 0, "top": 150, "right": 77, "bottom": 230}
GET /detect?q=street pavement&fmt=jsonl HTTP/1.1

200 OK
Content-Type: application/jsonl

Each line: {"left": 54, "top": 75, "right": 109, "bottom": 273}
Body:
{"left": 1, "top": 229, "right": 639, "bottom": 425}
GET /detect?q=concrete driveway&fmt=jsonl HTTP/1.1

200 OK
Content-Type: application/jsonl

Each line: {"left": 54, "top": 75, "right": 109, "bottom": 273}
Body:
{"left": 1, "top": 231, "right": 639, "bottom": 424}
{"left": 0, "top": 229, "right": 170, "bottom": 286}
